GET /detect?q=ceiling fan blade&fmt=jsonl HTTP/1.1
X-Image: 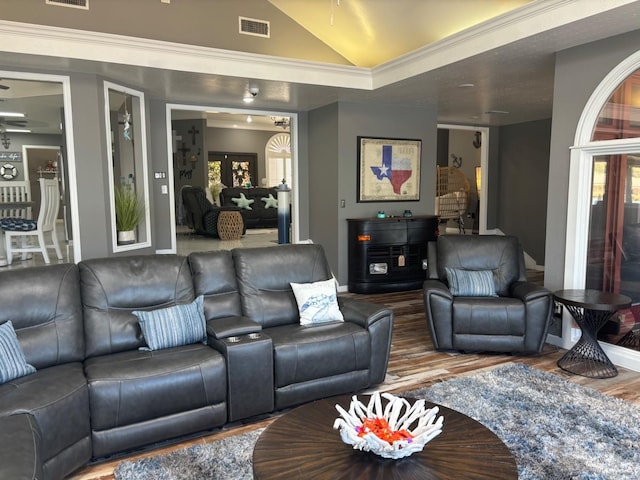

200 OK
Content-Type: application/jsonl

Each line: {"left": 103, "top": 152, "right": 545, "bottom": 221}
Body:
{"left": 4, "top": 120, "right": 27, "bottom": 127}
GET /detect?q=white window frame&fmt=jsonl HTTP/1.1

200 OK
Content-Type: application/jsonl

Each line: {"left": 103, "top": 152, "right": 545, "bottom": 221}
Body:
{"left": 565, "top": 49, "right": 640, "bottom": 371}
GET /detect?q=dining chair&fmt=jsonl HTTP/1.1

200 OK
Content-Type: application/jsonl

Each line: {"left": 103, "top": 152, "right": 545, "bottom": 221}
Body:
{"left": 0, "top": 178, "right": 62, "bottom": 264}
{"left": 0, "top": 181, "right": 32, "bottom": 218}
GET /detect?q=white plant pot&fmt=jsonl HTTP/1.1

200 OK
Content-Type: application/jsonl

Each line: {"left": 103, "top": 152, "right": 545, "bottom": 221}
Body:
{"left": 117, "top": 230, "right": 136, "bottom": 245}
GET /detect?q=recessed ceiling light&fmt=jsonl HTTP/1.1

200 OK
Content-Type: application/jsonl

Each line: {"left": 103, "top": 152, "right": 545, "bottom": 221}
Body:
{"left": 485, "top": 110, "right": 509, "bottom": 115}
{"left": 242, "top": 96, "right": 254, "bottom": 104}
{"left": 5, "top": 128, "right": 31, "bottom": 133}
{"left": 246, "top": 115, "right": 253, "bottom": 123}
{"left": 458, "top": 83, "right": 475, "bottom": 88}
{"left": 0, "top": 111, "right": 25, "bottom": 117}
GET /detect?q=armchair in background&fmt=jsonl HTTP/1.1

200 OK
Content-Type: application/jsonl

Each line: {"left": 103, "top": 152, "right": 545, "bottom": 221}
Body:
{"left": 423, "top": 235, "right": 553, "bottom": 354}
{"left": 181, "top": 186, "right": 245, "bottom": 238}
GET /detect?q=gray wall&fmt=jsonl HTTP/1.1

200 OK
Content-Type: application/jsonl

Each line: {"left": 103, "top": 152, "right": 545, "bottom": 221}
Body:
{"left": 545, "top": 29, "right": 640, "bottom": 290}
{"left": 205, "top": 126, "right": 278, "bottom": 186}
{"left": 498, "top": 118, "right": 551, "bottom": 264}
{"left": 68, "top": 74, "right": 110, "bottom": 260}
{"left": 148, "top": 97, "right": 171, "bottom": 251}
{"left": 308, "top": 101, "right": 438, "bottom": 285}
{"left": 172, "top": 119, "right": 206, "bottom": 194}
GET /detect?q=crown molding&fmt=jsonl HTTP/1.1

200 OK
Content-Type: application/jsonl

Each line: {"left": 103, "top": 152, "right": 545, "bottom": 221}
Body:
{"left": 372, "top": 0, "right": 640, "bottom": 88}
{"left": 0, "top": 0, "right": 636, "bottom": 93}
{"left": 0, "top": 19, "right": 372, "bottom": 90}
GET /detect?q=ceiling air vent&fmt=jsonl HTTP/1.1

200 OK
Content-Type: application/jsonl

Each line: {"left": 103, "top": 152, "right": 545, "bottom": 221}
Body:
{"left": 45, "top": 0, "right": 89, "bottom": 9}
{"left": 239, "top": 16, "right": 270, "bottom": 38}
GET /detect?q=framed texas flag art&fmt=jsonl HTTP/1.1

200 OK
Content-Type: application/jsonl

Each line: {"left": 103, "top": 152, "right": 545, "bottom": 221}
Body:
{"left": 357, "top": 136, "right": 421, "bottom": 202}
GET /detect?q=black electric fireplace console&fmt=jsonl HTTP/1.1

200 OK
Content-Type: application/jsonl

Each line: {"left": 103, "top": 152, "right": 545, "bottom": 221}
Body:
{"left": 347, "top": 216, "right": 439, "bottom": 294}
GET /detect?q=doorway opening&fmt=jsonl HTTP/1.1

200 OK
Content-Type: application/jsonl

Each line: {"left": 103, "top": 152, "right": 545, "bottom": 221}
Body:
{"left": 167, "top": 105, "right": 297, "bottom": 254}
{"left": 437, "top": 124, "right": 489, "bottom": 235}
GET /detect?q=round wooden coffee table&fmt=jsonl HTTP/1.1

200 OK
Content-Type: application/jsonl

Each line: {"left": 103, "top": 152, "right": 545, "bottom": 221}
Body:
{"left": 253, "top": 394, "right": 517, "bottom": 479}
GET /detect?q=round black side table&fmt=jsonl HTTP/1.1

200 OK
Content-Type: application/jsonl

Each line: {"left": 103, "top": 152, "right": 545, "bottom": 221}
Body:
{"left": 554, "top": 289, "right": 632, "bottom": 379}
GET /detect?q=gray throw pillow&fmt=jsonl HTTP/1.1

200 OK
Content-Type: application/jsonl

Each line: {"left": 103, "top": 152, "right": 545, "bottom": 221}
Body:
{"left": 133, "top": 296, "right": 207, "bottom": 351}
{"left": 0, "top": 321, "right": 36, "bottom": 384}
{"left": 445, "top": 267, "right": 497, "bottom": 297}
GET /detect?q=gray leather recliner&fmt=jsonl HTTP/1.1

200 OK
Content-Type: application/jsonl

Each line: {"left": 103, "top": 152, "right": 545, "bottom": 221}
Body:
{"left": 423, "top": 235, "right": 553, "bottom": 353}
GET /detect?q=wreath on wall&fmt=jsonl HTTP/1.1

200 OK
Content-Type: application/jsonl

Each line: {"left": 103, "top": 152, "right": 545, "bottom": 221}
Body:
{"left": 0, "top": 163, "right": 17, "bottom": 180}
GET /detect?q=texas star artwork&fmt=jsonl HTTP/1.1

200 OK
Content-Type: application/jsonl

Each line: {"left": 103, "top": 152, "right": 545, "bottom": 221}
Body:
{"left": 358, "top": 137, "right": 421, "bottom": 202}
{"left": 370, "top": 144, "right": 414, "bottom": 195}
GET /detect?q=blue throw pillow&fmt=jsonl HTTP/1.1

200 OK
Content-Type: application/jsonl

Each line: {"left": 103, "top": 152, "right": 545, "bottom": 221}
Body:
{"left": 445, "top": 267, "right": 497, "bottom": 297}
{"left": 0, "top": 321, "right": 36, "bottom": 384}
{"left": 133, "top": 296, "right": 207, "bottom": 351}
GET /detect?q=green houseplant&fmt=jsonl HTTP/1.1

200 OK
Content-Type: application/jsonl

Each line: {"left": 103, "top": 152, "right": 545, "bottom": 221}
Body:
{"left": 114, "top": 178, "right": 144, "bottom": 244}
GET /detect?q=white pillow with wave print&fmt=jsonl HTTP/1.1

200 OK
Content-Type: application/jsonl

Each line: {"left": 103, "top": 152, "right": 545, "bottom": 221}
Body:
{"left": 290, "top": 278, "right": 344, "bottom": 326}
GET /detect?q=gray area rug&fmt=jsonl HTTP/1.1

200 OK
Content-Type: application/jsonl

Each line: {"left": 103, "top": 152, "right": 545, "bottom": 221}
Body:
{"left": 114, "top": 429, "right": 264, "bottom": 480}
{"left": 114, "top": 364, "right": 640, "bottom": 480}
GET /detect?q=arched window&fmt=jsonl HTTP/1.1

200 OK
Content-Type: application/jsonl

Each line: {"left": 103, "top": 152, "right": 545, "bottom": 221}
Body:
{"left": 265, "top": 133, "right": 291, "bottom": 188}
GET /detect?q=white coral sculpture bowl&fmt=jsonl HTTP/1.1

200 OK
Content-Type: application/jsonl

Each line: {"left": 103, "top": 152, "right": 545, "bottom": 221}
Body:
{"left": 333, "top": 392, "right": 444, "bottom": 460}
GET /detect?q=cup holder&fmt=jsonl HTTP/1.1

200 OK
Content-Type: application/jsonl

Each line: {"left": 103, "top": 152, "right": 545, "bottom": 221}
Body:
{"left": 227, "top": 336, "right": 241, "bottom": 343}
{"left": 248, "top": 333, "right": 262, "bottom": 339}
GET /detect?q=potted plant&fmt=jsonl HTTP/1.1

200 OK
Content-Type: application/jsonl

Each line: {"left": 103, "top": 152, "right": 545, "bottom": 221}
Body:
{"left": 114, "top": 178, "right": 144, "bottom": 245}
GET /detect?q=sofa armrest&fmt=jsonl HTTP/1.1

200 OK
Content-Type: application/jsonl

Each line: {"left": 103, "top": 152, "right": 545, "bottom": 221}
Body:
{"left": 337, "top": 297, "right": 393, "bottom": 329}
{"left": 511, "top": 281, "right": 553, "bottom": 352}
{"left": 511, "top": 281, "right": 552, "bottom": 302}
{"left": 0, "top": 414, "right": 42, "bottom": 480}
{"left": 206, "top": 316, "right": 262, "bottom": 340}
{"left": 337, "top": 297, "right": 394, "bottom": 385}
{"left": 423, "top": 279, "right": 452, "bottom": 299}
{"left": 423, "top": 279, "right": 454, "bottom": 350}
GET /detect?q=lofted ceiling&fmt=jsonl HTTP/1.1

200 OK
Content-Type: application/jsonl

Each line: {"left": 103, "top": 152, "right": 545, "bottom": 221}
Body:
{"left": 1, "top": 0, "right": 640, "bottom": 132}
{"left": 267, "top": 0, "right": 534, "bottom": 67}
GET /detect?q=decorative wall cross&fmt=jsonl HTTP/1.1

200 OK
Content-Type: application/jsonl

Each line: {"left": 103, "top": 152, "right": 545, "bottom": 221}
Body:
{"left": 177, "top": 142, "right": 190, "bottom": 166}
{"left": 188, "top": 125, "right": 199, "bottom": 145}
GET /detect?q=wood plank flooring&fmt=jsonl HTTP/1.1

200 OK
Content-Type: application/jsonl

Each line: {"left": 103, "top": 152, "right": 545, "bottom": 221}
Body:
{"left": 69, "top": 289, "right": 640, "bottom": 480}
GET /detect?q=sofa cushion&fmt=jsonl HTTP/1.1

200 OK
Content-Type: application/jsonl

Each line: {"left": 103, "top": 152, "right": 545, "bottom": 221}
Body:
{"left": 79, "top": 255, "right": 195, "bottom": 358}
{"left": 0, "top": 321, "right": 36, "bottom": 384}
{"left": 134, "top": 296, "right": 206, "bottom": 351}
{"left": 0, "top": 263, "right": 85, "bottom": 369}
{"left": 436, "top": 235, "right": 523, "bottom": 296}
{"left": 84, "top": 344, "right": 226, "bottom": 432}
{"left": 453, "top": 297, "right": 526, "bottom": 336}
{"left": 188, "top": 250, "right": 243, "bottom": 320}
{"left": 445, "top": 268, "right": 497, "bottom": 297}
{"left": 233, "top": 244, "right": 335, "bottom": 328}
{"left": 291, "top": 279, "right": 344, "bottom": 326}
{"left": 266, "top": 321, "right": 370, "bottom": 388}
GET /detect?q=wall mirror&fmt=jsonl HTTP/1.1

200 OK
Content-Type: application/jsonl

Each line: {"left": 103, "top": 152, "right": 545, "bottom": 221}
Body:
{"left": 104, "top": 81, "right": 151, "bottom": 252}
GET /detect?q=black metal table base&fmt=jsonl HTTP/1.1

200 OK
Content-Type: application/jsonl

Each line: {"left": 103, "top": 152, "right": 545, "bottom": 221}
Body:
{"left": 557, "top": 304, "right": 618, "bottom": 379}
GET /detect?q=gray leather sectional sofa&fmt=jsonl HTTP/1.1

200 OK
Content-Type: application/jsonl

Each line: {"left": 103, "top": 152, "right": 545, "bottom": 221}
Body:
{"left": 0, "top": 244, "right": 393, "bottom": 480}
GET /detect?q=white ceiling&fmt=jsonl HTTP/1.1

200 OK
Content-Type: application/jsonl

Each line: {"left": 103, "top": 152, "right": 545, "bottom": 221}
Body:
{"left": 1, "top": 0, "right": 640, "bottom": 132}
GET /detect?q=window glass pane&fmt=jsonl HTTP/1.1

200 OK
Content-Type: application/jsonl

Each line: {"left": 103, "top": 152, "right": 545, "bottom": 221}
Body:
{"left": 232, "top": 161, "right": 252, "bottom": 187}
{"left": 587, "top": 153, "right": 640, "bottom": 347}
{"left": 265, "top": 133, "right": 291, "bottom": 187}
{"left": 593, "top": 70, "right": 640, "bottom": 140}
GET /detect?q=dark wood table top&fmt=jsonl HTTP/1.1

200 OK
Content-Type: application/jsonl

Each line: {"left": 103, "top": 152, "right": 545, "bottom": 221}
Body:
{"left": 253, "top": 394, "right": 518, "bottom": 480}
{"left": 553, "top": 289, "right": 632, "bottom": 311}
